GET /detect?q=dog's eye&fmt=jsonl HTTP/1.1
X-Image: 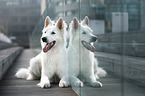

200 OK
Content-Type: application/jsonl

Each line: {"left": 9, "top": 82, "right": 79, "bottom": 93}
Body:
{"left": 51, "top": 31, "right": 55, "bottom": 34}
{"left": 82, "top": 31, "right": 86, "bottom": 34}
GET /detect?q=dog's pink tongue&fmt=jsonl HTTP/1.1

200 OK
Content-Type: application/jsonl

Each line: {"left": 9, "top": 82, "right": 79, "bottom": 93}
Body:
{"left": 82, "top": 42, "right": 96, "bottom": 52}
{"left": 43, "top": 43, "right": 50, "bottom": 53}
{"left": 89, "top": 44, "right": 96, "bottom": 52}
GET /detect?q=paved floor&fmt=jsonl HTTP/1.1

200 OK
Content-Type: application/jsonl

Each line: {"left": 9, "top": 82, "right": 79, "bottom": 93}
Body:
{"left": 73, "top": 74, "right": 145, "bottom": 96}
{"left": 0, "top": 49, "right": 77, "bottom": 96}
{"left": 0, "top": 49, "right": 145, "bottom": 96}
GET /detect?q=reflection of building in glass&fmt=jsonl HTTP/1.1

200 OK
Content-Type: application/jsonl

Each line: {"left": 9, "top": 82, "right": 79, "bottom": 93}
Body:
{"left": 104, "top": 0, "right": 144, "bottom": 31}
{"left": 41, "top": 0, "right": 80, "bottom": 22}
{"left": 95, "top": 0, "right": 145, "bottom": 57}
{"left": 39, "top": 0, "right": 145, "bottom": 57}
{"left": 89, "top": 0, "right": 145, "bottom": 32}
{"left": 55, "top": 0, "right": 80, "bottom": 22}
{"left": 41, "top": 0, "right": 145, "bottom": 32}
{"left": 0, "top": 0, "right": 40, "bottom": 48}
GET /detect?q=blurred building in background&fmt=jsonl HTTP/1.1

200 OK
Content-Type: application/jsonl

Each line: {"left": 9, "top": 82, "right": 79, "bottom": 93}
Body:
{"left": 0, "top": 0, "right": 40, "bottom": 48}
{"left": 91, "top": 0, "right": 145, "bottom": 57}
{"left": 104, "top": 0, "right": 145, "bottom": 31}
{"left": 38, "top": 0, "right": 145, "bottom": 57}
{"left": 41, "top": 0, "right": 80, "bottom": 22}
{"left": 55, "top": 0, "right": 80, "bottom": 22}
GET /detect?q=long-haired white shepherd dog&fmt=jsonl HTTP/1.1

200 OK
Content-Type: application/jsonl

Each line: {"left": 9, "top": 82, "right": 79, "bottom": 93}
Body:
{"left": 15, "top": 16, "right": 106, "bottom": 88}
{"left": 68, "top": 17, "right": 106, "bottom": 87}
{"left": 15, "top": 16, "right": 69, "bottom": 88}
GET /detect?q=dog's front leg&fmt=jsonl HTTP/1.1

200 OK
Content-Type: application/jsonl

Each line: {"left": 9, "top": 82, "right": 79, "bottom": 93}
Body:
{"left": 85, "top": 74, "right": 102, "bottom": 88}
{"left": 37, "top": 75, "right": 51, "bottom": 88}
{"left": 37, "top": 63, "right": 52, "bottom": 88}
{"left": 59, "top": 76, "right": 69, "bottom": 88}
{"left": 70, "top": 76, "right": 84, "bottom": 87}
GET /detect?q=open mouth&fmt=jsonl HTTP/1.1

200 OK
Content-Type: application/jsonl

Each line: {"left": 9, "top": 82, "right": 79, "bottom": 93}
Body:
{"left": 43, "top": 41, "right": 56, "bottom": 53}
{"left": 81, "top": 40, "right": 96, "bottom": 52}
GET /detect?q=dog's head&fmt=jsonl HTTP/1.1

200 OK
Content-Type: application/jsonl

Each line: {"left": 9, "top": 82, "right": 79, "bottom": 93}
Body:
{"left": 69, "top": 16, "right": 98, "bottom": 52}
{"left": 41, "top": 16, "right": 67, "bottom": 53}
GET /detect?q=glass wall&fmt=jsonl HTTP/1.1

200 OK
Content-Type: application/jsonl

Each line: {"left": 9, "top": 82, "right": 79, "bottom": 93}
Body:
{"left": 30, "top": 0, "right": 145, "bottom": 95}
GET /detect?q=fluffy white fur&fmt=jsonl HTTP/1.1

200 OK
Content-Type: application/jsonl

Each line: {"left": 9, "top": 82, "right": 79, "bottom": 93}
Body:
{"left": 68, "top": 17, "right": 106, "bottom": 87}
{"left": 15, "top": 16, "right": 69, "bottom": 88}
{"left": 15, "top": 16, "right": 106, "bottom": 88}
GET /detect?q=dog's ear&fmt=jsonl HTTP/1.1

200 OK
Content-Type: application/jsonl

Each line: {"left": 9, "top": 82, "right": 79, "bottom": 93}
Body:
{"left": 57, "top": 17, "right": 63, "bottom": 30}
{"left": 73, "top": 17, "right": 79, "bottom": 29}
{"left": 82, "top": 16, "right": 89, "bottom": 26}
{"left": 44, "top": 16, "right": 52, "bottom": 28}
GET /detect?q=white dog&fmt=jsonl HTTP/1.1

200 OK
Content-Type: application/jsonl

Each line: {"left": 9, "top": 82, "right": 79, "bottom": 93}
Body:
{"left": 15, "top": 16, "right": 69, "bottom": 88}
{"left": 68, "top": 17, "right": 106, "bottom": 87}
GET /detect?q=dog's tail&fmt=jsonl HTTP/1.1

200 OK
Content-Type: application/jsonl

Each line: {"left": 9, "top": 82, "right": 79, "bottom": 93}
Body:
{"left": 15, "top": 68, "right": 29, "bottom": 79}
{"left": 96, "top": 67, "right": 107, "bottom": 78}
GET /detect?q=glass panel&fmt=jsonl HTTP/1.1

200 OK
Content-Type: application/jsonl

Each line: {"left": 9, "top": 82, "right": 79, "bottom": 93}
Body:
{"left": 30, "top": 0, "right": 145, "bottom": 96}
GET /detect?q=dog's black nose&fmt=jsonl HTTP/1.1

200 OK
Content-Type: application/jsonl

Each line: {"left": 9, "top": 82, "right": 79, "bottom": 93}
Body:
{"left": 91, "top": 36, "right": 98, "bottom": 42}
{"left": 42, "top": 37, "right": 47, "bottom": 42}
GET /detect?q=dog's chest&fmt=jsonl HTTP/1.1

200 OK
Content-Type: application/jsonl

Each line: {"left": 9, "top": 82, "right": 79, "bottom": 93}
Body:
{"left": 42, "top": 49, "right": 66, "bottom": 67}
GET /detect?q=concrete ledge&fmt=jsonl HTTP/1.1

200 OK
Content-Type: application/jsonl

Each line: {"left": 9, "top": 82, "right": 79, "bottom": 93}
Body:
{"left": 0, "top": 47, "right": 23, "bottom": 80}
{"left": 95, "top": 52, "right": 145, "bottom": 86}
{"left": 0, "top": 41, "right": 16, "bottom": 50}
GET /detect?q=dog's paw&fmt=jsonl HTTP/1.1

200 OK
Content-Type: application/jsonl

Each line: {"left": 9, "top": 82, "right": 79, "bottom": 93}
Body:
{"left": 26, "top": 74, "right": 34, "bottom": 80}
{"left": 74, "top": 81, "right": 84, "bottom": 87}
{"left": 59, "top": 81, "right": 69, "bottom": 88}
{"left": 37, "top": 82, "right": 51, "bottom": 88}
{"left": 91, "top": 81, "right": 102, "bottom": 88}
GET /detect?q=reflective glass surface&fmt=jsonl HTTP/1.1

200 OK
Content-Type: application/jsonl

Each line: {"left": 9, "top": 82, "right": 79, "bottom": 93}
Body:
{"left": 30, "top": 0, "right": 145, "bottom": 95}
